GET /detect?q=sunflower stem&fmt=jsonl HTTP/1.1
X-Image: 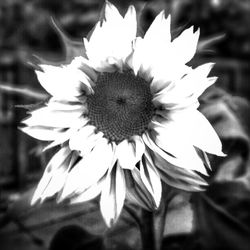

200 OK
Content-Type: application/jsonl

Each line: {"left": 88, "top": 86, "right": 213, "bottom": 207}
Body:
{"left": 141, "top": 184, "right": 177, "bottom": 250}
{"left": 141, "top": 209, "right": 156, "bottom": 250}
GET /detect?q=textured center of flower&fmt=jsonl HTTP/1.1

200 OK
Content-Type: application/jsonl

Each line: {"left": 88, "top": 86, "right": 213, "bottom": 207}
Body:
{"left": 87, "top": 71, "right": 154, "bottom": 143}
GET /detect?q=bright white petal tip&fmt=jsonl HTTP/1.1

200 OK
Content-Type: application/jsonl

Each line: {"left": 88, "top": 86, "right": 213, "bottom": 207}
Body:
{"left": 116, "top": 137, "right": 145, "bottom": 170}
{"left": 59, "top": 138, "right": 114, "bottom": 201}
{"left": 172, "top": 26, "right": 200, "bottom": 63}
{"left": 36, "top": 58, "right": 94, "bottom": 100}
{"left": 100, "top": 164, "right": 126, "bottom": 227}
{"left": 31, "top": 146, "right": 72, "bottom": 205}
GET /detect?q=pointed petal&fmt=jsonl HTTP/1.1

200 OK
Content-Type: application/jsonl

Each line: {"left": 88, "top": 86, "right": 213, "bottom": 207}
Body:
{"left": 174, "top": 110, "right": 224, "bottom": 156}
{"left": 190, "top": 63, "right": 216, "bottom": 96}
{"left": 129, "top": 37, "right": 145, "bottom": 76}
{"left": 140, "top": 154, "right": 162, "bottom": 207}
{"left": 22, "top": 105, "right": 85, "bottom": 128}
{"left": 149, "top": 121, "right": 208, "bottom": 175}
{"left": 31, "top": 146, "right": 72, "bottom": 204}
{"left": 70, "top": 177, "right": 104, "bottom": 204}
{"left": 103, "top": 1, "right": 123, "bottom": 23}
{"left": 149, "top": 27, "right": 200, "bottom": 92}
{"left": 70, "top": 56, "right": 97, "bottom": 82}
{"left": 124, "top": 5, "right": 137, "bottom": 39}
{"left": 172, "top": 27, "right": 200, "bottom": 64}
{"left": 46, "top": 98, "right": 85, "bottom": 111}
{"left": 127, "top": 167, "right": 157, "bottom": 210}
{"left": 42, "top": 128, "right": 76, "bottom": 151}
{"left": 196, "top": 148, "right": 211, "bottom": 171}
{"left": 154, "top": 109, "right": 224, "bottom": 156}
{"left": 150, "top": 79, "right": 172, "bottom": 96}
{"left": 130, "top": 13, "right": 171, "bottom": 78}
{"left": 144, "top": 11, "right": 171, "bottom": 44}
{"left": 150, "top": 148, "right": 207, "bottom": 191}
{"left": 100, "top": 163, "right": 126, "bottom": 227}
{"left": 69, "top": 125, "right": 104, "bottom": 156}
{"left": 40, "top": 151, "right": 78, "bottom": 203}
{"left": 85, "top": 2, "right": 136, "bottom": 71}
{"left": 36, "top": 57, "right": 94, "bottom": 99}
{"left": 153, "top": 63, "right": 217, "bottom": 109}
{"left": 21, "top": 126, "right": 64, "bottom": 141}
{"left": 132, "top": 135, "right": 146, "bottom": 163}
{"left": 43, "top": 117, "right": 89, "bottom": 150}
{"left": 116, "top": 136, "right": 145, "bottom": 170}
{"left": 59, "top": 138, "right": 115, "bottom": 200}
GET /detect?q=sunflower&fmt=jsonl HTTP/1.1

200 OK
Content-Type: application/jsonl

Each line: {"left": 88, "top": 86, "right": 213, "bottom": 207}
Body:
{"left": 21, "top": 1, "right": 224, "bottom": 227}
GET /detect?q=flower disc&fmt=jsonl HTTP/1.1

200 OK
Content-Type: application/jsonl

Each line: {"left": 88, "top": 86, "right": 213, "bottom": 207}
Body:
{"left": 87, "top": 71, "right": 154, "bottom": 143}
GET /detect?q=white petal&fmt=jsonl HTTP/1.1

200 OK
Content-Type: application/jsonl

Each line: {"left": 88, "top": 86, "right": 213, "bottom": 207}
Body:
{"left": 169, "top": 110, "right": 224, "bottom": 156}
{"left": 70, "top": 56, "right": 97, "bottom": 82}
{"left": 144, "top": 11, "right": 171, "bottom": 44}
{"left": 149, "top": 121, "right": 208, "bottom": 175}
{"left": 129, "top": 37, "right": 145, "bottom": 76}
{"left": 69, "top": 125, "right": 104, "bottom": 156}
{"left": 124, "top": 5, "right": 137, "bottom": 40}
{"left": 150, "top": 64, "right": 192, "bottom": 95}
{"left": 132, "top": 135, "right": 146, "bottom": 163}
{"left": 40, "top": 152, "right": 78, "bottom": 203}
{"left": 143, "top": 131, "right": 208, "bottom": 175}
{"left": 59, "top": 138, "right": 115, "bottom": 200}
{"left": 127, "top": 167, "right": 157, "bottom": 210}
{"left": 150, "top": 148, "right": 207, "bottom": 191}
{"left": 149, "top": 26, "right": 199, "bottom": 86}
{"left": 22, "top": 106, "right": 85, "bottom": 128}
{"left": 43, "top": 128, "right": 76, "bottom": 151}
{"left": 131, "top": 13, "right": 195, "bottom": 86}
{"left": 131, "top": 13, "right": 171, "bottom": 78}
{"left": 31, "top": 146, "right": 72, "bottom": 205}
{"left": 85, "top": 3, "right": 136, "bottom": 71}
{"left": 150, "top": 78, "right": 172, "bottom": 96}
{"left": 100, "top": 163, "right": 126, "bottom": 227}
{"left": 43, "top": 117, "right": 89, "bottom": 150}
{"left": 116, "top": 136, "right": 145, "bottom": 170}
{"left": 103, "top": 1, "right": 123, "bottom": 23}
{"left": 70, "top": 177, "right": 104, "bottom": 204}
{"left": 190, "top": 63, "right": 216, "bottom": 96}
{"left": 172, "top": 27, "right": 200, "bottom": 64}
{"left": 46, "top": 98, "right": 85, "bottom": 111}
{"left": 36, "top": 57, "right": 94, "bottom": 100}
{"left": 153, "top": 63, "right": 217, "bottom": 109}
{"left": 140, "top": 153, "right": 162, "bottom": 208}
{"left": 21, "top": 126, "right": 63, "bottom": 141}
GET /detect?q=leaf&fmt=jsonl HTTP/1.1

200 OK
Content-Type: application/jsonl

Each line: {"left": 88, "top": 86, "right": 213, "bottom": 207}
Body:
{"left": 51, "top": 18, "right": 86, "bottom": 63}
{"left": 192, "top": 182, "right": 250, "bottom": 250}
{"left": 125, "top": 169, "right": 156, "bottom": 211}
{"left": 15, "top": 100, "right": 48, "bottom": 112}
{"left": 197, "top": 34, "right": 225, "bottom": 54}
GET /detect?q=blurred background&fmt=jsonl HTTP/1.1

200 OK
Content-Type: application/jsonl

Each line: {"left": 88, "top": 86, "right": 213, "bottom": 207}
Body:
{"left": 0, "top": 0, "right": 249, "bottom": 250}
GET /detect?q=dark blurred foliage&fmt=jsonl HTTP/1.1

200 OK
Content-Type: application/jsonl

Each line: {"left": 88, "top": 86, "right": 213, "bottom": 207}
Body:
{"left": 49, "top": 225, "right": 104, "bottom": 250}
{"left": 172, "top": 0, "right": 250, "bottom": 59}
{"left": 0, "top": 0, "right": 101, "bottom": 53}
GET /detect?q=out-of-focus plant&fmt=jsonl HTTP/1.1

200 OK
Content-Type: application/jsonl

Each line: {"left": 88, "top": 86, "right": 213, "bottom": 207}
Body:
{"left": 171, "top": 0, "right": 250, "bottom": 58}
{"left": 0, "top": 0, "right": 101, "bottom": 53}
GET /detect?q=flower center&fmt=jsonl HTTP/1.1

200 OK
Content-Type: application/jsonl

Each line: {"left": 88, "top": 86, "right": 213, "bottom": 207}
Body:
{"left": 87, "top": 71, "right": 154, "bottom": 143}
